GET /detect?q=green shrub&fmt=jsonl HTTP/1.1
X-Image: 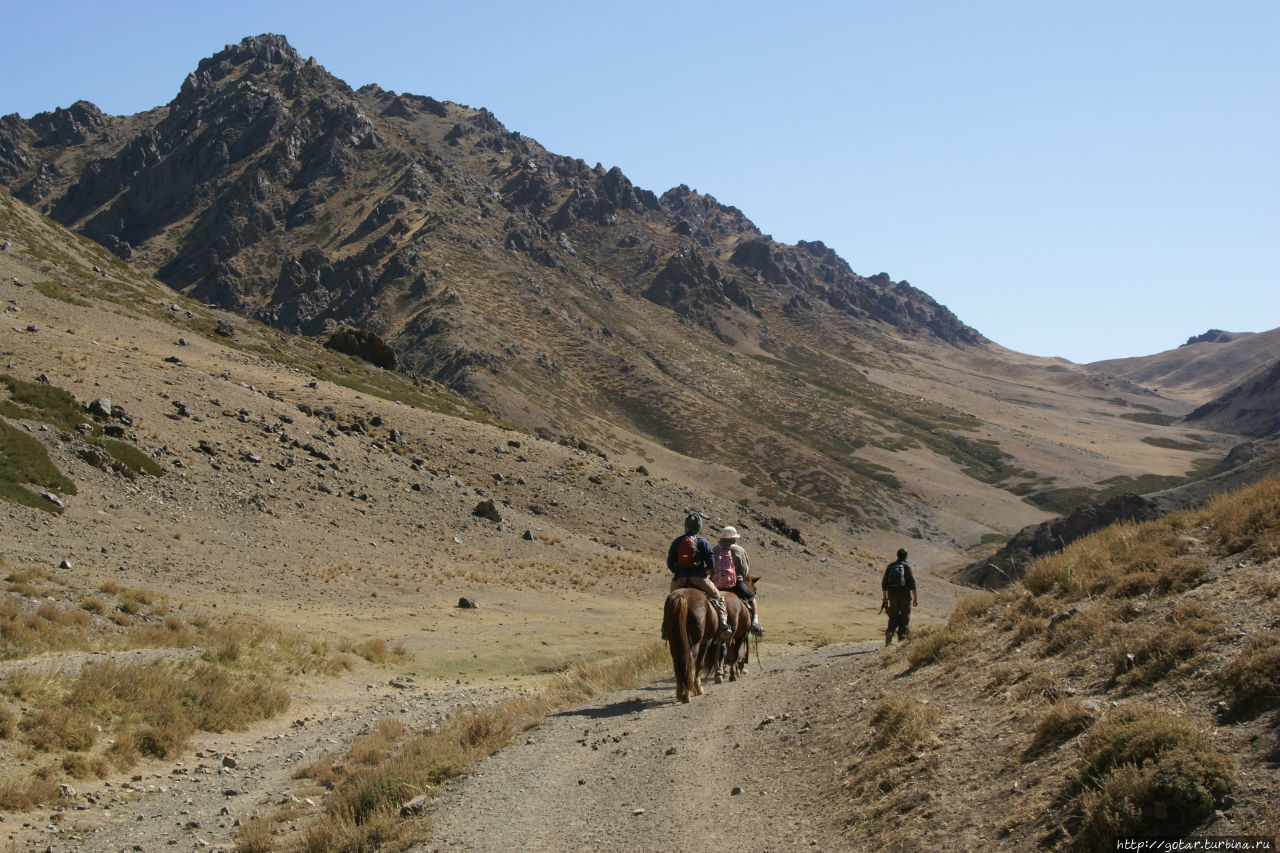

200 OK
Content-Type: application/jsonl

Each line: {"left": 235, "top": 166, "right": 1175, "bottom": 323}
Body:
{"left": 100, "top": 438, "right": 165, "bottom": 477}
{"left": 1077, "top": 705, "right": 1235, "bottom": 848}
{"left": 0, "top": 374, "right": 86, "bottom": 430}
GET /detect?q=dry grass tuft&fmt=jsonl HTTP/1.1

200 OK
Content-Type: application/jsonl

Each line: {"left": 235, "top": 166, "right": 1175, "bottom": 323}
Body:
{"left": 0, "top": 775, "right": 61, "bottom": 812}
{"left": 1218, "top": 628, "right": 1280, "bottom": 717}
{"left": 1023, "top": 521, "right": 1192, "bottom": 601}
{"left": 868, "top": 695, "right": 941, "bottom": 752}
{"left": 1206, "top": 475, "right": 1280, "bottom": 558}
{"left": 904, "top": 625, "right": 971, "bottom": 669}
{"left": 339, "top": 637, "right": 405, "bottom": 665}
{"left": 1027, "top": 698, "right": 1093, "bottom": 756}
{"left": 18, "top": 705, "right": 98, "bottom": 752}
{"left": 1113, "top": 601, "right": 1223, "bottom": 688}
{"left": 1041, "top": 601, "right": 1128, "bottom": 657}
{"left": 1078, "top": 703, "right": 1228, "bottom": 786}
{"left": 949, "top": 591, "right": 997, "bottom": 627}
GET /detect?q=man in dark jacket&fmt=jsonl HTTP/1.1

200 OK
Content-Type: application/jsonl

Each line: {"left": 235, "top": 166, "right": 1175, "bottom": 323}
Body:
{"left": 667, "top": 513, "right": 732, "bottom": 639}
{"left": 881, "top": 548, "right": 917, "bottom": 645}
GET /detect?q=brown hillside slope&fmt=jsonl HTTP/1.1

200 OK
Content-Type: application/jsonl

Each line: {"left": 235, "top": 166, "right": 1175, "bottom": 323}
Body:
{"left": 1184, "top": 359, "right": 1280, "bottom": 438}
{"left": 1089, "top": 327, "right": 1280, "bottom": 403}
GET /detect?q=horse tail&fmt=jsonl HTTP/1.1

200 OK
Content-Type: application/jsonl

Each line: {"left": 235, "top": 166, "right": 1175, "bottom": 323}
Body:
{"left": 665, "top": 592, "right": 694, "bottom": 701}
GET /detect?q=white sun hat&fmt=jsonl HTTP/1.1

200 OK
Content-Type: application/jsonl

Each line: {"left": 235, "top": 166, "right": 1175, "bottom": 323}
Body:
{"left": 719, "top": 526, "right": 739, "bottom": 540}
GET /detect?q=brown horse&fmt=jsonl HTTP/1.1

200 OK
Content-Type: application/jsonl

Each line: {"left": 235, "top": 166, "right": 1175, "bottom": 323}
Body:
{"left": 662, "top": 587, "right": 719, "bottom": 702}
{"left": 709, "top": 574, "right": 758, "bottom": 683}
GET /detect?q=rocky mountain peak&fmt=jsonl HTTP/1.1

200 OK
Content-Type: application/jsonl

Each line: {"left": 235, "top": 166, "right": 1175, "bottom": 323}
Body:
{"left": 191, "top": 34, "right": 306, "bottom": 82}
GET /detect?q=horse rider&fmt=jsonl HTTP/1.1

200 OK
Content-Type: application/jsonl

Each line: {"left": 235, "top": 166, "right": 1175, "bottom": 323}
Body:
{"left": 667, "top": 513, "right": 732, "bottom": 639}
{"left": 713, "top": 526, "right": 763, "bottom": 635}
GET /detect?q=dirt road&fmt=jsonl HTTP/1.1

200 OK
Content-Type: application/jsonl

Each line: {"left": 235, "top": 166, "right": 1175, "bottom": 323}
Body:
{"left": 417, "top": 640, "right": 879, "bottom": 853}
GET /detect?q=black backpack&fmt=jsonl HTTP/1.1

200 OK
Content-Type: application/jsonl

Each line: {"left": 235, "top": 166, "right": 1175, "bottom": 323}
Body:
{"left": 886, "top": 560, "right": 909, "bottom": 588}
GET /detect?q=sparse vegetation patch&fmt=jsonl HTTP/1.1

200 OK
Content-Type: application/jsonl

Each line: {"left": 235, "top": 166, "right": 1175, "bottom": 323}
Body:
{"left": 1077, "top": 705, "right": 1234, "bottom": 848}
{"left": 0, "top": 419, "right": 76, "bottom": 512}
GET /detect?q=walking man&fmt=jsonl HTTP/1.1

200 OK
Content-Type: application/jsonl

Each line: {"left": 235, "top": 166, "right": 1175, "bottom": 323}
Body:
{"left": 881, "top": 548, "right": 917, "bottom": 645}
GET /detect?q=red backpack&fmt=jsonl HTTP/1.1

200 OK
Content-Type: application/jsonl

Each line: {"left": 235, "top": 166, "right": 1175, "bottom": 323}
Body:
{"left": 675, "top": 535, "right": 697, "bottom": 569}
{"left": 712, "top": 545, "right": 737, "bottom": 589}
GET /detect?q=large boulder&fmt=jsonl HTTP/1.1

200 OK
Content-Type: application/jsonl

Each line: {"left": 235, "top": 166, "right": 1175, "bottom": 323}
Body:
{"left": 324, "top": 327, "right": 399, "bottom": 370}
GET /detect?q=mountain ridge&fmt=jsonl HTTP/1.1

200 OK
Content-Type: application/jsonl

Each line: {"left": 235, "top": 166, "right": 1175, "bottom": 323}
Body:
{"left": 0, "top": 33, "right": 1261, "bottom": 548}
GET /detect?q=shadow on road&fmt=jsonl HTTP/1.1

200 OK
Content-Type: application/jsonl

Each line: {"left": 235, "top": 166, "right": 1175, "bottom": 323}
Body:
{"left": 553, "top": 681, "right": 673, "bottom": 719}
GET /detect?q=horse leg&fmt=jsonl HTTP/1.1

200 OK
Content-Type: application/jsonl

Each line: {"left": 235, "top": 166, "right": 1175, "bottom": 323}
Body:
{"left": 666, "top": 594, "right": 692, "bottom": 703}
{"left": 690, "top": 630, "right": 704, "bottom": 695}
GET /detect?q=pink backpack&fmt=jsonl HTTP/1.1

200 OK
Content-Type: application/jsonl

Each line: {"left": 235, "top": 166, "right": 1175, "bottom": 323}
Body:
{"left": 712, "top": 545, "right": 737, "bottom": 590}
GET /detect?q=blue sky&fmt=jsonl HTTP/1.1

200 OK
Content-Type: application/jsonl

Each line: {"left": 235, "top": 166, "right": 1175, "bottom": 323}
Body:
{"left": 2, "top": 1, "right": 1275, "bottom": 363}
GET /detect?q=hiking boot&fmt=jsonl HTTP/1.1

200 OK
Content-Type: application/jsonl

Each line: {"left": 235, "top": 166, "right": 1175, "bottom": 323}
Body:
{"left": 750, "top": 618, "right": 763, "bottom": 636}
{"left": 884, "top": 630, "right": 893, "bottom": 646}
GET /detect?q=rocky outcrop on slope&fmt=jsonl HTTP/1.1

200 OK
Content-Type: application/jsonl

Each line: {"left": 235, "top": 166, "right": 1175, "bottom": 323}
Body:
{"left": 1182, "top": 329, "right": 1245, "bottom": 347}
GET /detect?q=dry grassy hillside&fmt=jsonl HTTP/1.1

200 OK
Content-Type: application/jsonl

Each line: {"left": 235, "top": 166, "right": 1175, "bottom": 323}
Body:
{"left": 800, "top": 474, "right": 1280, "bottom": 851}
{"left": 1089, "top": 328, "right": 1280, "bottom": 402}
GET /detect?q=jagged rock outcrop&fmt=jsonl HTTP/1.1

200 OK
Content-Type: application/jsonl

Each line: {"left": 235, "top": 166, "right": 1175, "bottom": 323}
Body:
{"left": 0, "top": 114, "right": 34, "bottom": 181}
{"left": 1182, "top": 329, "right": 1244, "bottom": 347}
{"left": 29, "top": 101, "right": 106, "bottom": 147}
{"left": 643, "top": 246, "right": 754, "bottom": 318}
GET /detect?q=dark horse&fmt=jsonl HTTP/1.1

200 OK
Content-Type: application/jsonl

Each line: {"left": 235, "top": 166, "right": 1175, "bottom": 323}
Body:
{"left": 662, "top": 587, "right": 719, "bottom": 702}
{"left": 707, "top": 574, "right": 758, "bottom": 684}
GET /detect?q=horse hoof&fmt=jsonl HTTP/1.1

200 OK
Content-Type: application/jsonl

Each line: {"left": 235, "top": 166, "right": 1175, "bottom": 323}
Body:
{"left": 714, "top": 674, "right": 723, "bottom": 684}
